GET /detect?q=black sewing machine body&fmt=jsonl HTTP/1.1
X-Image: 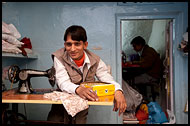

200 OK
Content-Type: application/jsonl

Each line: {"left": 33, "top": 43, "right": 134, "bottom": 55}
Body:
{"left": 8, "top": 65, "right": 55, "bottom": 94}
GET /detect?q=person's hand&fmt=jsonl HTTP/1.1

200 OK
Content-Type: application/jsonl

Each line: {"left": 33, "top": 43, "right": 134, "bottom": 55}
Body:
{"left": 75, "top": 86, "right": 99, "bottom": 101}
{"left": 113, "top": 90, "right": 127, "bottom": 116}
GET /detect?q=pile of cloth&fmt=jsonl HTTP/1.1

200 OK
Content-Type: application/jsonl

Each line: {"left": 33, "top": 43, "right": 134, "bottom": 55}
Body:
{"left": 2, "top": 21, "right": 33, "bottom": 56}
{"left": 44, "top": 91, "right": 89, "bottom": 117}
{"left": 178, "top": 28, "right": 188, "bottom": 55}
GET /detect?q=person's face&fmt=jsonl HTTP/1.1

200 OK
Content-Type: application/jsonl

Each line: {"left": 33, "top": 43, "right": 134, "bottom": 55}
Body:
{"left": 64, "top": 34, "right": 88, "bottom": 60}
{"left": 132, "top": 44, "right": 143, "bottom": 52}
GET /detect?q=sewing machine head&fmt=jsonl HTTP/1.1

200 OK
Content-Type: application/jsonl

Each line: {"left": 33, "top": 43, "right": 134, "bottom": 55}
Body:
{"left": 8, "top": 65, "right": 55, "bottom": 94}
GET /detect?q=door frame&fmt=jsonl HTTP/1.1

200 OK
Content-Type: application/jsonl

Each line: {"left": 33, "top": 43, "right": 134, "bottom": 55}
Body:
{"left": 115, "top": 11, "right": 183, "bottom": 123}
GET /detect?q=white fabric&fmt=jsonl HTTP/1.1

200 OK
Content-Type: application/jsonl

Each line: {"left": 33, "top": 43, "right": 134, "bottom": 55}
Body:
{"left": 54, "top": 51, "right": 122, "bottom": 94}
{"left": 2, "top": 21, "right": 21, "bottom": 39}
{"left": 2, "top": 22, "right": 11, "bottom": 34}
{"left": 183, "top": 32, "right": 188, "bottom": 42}
{"left": 138, "top": 46, "right": 145, "bottom": 56}
{"left": 43, "top": 91, "right": 89, "bottom": 117}
{"left": 2, "top": 40, "right": 22, "bottom": 54}
{"left": 2, "top": 34, "right": 23, "bottom": 46}
{"left": 7, "top": 23, "right": 21, "bottom": 39}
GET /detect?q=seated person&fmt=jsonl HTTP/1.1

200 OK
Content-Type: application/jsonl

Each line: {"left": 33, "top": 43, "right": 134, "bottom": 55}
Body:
{"left": 47, "top": 25, "right": 127, "bottom": 124}
{"left": 127, "top": 36, "right": 162, "bottom": 85}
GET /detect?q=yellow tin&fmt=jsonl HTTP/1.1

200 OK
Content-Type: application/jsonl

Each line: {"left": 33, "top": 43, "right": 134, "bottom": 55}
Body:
{"left": 81, "top": 82, "right": 115, "bottom": 96}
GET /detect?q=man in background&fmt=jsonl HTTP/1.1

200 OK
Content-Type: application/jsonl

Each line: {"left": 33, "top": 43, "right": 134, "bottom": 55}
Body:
{"left": 128, "top": 36, "right": 162, "bottom": 84}
{"left": 126, "top": 36, "right": 162, "bottom": 101}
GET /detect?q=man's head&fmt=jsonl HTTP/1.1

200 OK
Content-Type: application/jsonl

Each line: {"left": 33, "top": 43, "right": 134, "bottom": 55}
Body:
{"left": 130, "top": 36, "right": 146, "bottom": 52}
{"left": 64, "top": 25, "right": 88, "bottom": 60}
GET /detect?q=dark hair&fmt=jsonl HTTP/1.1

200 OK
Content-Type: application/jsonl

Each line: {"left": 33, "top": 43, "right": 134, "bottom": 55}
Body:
{"left": 64, "top": 25, "right": 87, "bottom": 42}
{"left": 130, "top": 36, "right": 146, "bottom": 46}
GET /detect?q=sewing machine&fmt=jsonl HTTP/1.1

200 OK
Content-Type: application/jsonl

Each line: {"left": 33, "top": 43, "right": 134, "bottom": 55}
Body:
{"left": 8, "top": 65, "right": 55, "bottom": 94}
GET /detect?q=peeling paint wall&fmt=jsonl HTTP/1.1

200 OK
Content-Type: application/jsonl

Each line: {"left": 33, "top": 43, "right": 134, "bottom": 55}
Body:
{"left": 2, "top": 2, "right": 188, "bottom": 124}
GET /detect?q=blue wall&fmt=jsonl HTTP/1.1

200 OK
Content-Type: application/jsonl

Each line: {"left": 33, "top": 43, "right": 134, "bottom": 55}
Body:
{"left": 2, "top": 2, "right": 188, "bottom": 124}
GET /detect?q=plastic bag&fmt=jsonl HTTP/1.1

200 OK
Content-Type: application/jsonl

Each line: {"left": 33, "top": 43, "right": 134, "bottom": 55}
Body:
{"left": 122, "top": 79, "right": 143, "bottom": 111}
{"left": 135, "top": 109, "right": 149, "bottom": 121}
{"left": 147, "top": 102, "right": 168, "bottom": 124}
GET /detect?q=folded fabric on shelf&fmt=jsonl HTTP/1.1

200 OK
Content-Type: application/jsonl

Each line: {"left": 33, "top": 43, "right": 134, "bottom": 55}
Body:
{"left": 2, "top": 40, "right": 22, "bottom": 54}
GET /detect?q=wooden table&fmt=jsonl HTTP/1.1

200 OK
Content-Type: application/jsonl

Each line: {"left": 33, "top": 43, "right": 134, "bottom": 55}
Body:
{"left": 2, "top": 88, "right": 114, "bottom": 124}
{"left": 122, "top": 65, "right": 142, "bottom": 85}
{"left": 2, "top": 88, "right": 114, "bottom": 106}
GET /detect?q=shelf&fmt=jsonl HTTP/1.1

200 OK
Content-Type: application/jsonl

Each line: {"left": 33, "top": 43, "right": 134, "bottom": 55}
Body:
{"left": 2, "top": 52, "right": 38, "bottom": 59}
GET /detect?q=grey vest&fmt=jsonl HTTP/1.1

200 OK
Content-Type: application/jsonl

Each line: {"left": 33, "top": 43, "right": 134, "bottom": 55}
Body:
{"left": 52, "top": 48, "right": 100, "bottom": 85}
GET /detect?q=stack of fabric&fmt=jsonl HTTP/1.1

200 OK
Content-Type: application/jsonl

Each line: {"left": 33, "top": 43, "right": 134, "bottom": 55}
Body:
{"left": 2, "top": 21, "right": 34, "bottom": 56}
{"left": 2, "top": 21, "right": 23, "bottom": 54}
{"left": 44, "top": 91, "right": 89, "bottom": 117}
{"left": 178, "top": 28, "right": 188, "bottom": 55}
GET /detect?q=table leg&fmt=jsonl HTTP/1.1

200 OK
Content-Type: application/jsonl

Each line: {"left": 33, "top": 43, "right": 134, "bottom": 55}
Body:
{"left": 12, "top": 103, "right": 18, "bottom": 114}
{"left": 2, "top": 103, "right": 9, "bottom": 125}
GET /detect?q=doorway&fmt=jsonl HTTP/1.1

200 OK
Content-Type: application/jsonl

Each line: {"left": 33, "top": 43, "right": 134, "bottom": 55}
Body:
{"left": 121, "top": 19, "right": 173, "bottom": 122}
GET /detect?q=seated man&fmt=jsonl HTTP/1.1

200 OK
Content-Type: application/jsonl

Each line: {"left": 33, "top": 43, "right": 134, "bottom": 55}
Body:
{"left": 127, "top": 36, "right": 162, "bottom": 84}
{"left": 47, "top": 25, "right": 127, "bottom": 124}
{"left": 126, "top": 36, "right": 162, "bottom": 101}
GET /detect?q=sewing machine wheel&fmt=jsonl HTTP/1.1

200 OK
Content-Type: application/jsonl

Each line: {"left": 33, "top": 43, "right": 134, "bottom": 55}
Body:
{"left": 8, "top": 65, "right": 20, "bottom": 83}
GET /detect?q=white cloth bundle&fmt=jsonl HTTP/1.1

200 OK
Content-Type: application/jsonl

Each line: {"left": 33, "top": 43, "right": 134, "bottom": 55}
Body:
{"left": 2, "top": 21, "right": 21, "bottom": 39}
{"left": 2, "top": 21, "right": 23, "bottom": 54}
{"left": 2, "top": 40, "right": 22, "bottom": 54}
{"left": 2, "top": 34, "right": 24, "bottom": 47}
{"left": 44, "top": 91, "right": 89, "bottom": 117}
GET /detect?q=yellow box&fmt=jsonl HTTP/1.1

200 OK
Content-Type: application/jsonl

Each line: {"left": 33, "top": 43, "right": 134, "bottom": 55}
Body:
{"left": 81, "top": 82, "right": 115, "bottom": 96}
